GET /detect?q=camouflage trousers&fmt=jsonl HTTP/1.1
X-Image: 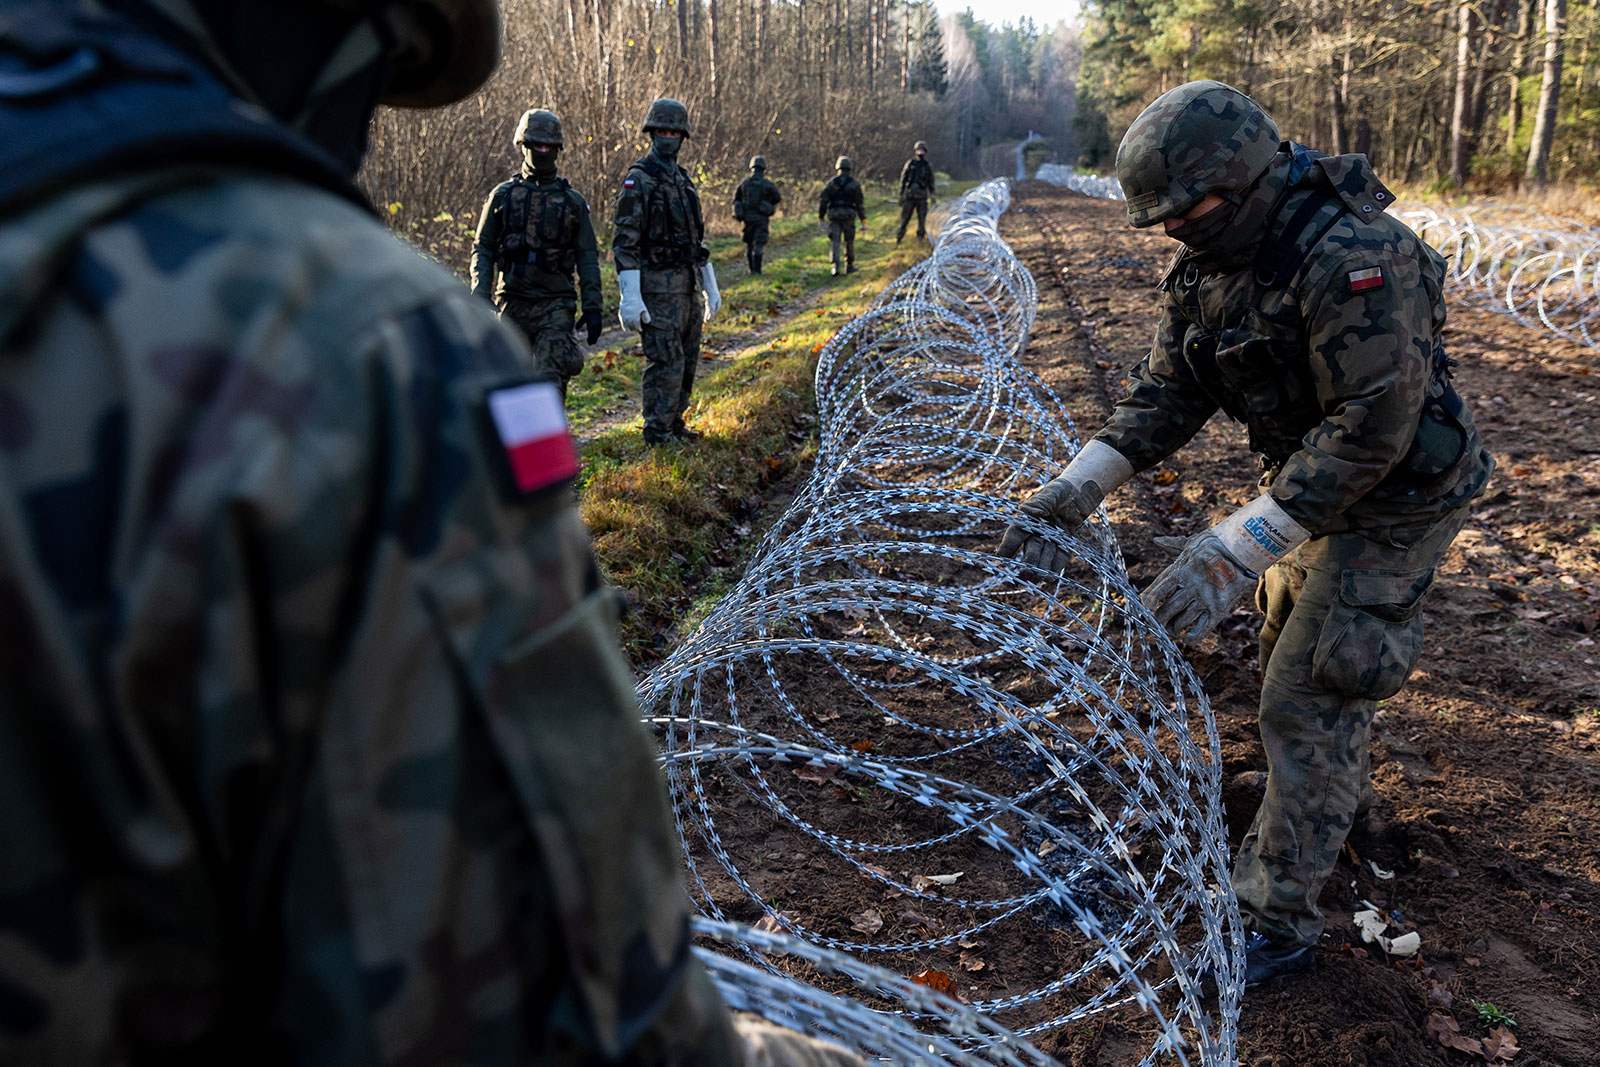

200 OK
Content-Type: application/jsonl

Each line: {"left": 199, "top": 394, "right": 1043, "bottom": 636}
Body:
{"left": 896, "top": 196, "right": 928, "bottom": 241}
{"left": 641, "top": 290, "right": 703, "bottom": 441}
{"left": 826, "top": 217, "right": 857, "bottom": 269}
{"left": 500, "top": 298, "right": 583, "bottom": 401}
{"left": 742, "top": 222, "right": 770, "bottom": 273}
{"left": 1232, "top": 505, "right": 1472, "bottom": 946}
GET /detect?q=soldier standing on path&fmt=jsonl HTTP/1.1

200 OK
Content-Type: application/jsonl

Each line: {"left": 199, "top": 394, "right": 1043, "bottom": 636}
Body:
{"left": 735, "top": 155, "right": 783, "bottom": 274}
{"left": 896, "top": 140, "right": 936, "bottom": 243}
{"left": 0, "top": 3, "right": 862, "bottom": 1064}
{"left": 611, "top": 97, "right": 722, "bottom": 445}
{"left": 999, "top": 81, "right": 1494, "bottom": 988}
{"left": 818, "top": 156, "right": 867, "bottom": 277}
{"left": 471, "top": 108, "right": 602, "bottom": 403}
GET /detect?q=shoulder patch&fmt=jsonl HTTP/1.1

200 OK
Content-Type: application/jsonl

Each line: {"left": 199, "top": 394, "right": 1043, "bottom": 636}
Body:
{"left": 1347, "top": 266, "right": 1384, "bottom": 292}
{"left": 622, "top": 178, "right": 636, "bottom": 188}
{"left": 484, "top": 381, "right": 579, "bottom": 496}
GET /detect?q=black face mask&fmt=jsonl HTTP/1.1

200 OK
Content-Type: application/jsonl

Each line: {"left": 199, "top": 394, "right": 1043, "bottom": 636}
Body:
{"left": 524, "top": 145, "right": 559, "bottom": 176}
{"left": 1166, "top": 199, "right": 1238, "bottom": 251}
{"left": 651, "top": 133, "right": 682, "bottom": 160}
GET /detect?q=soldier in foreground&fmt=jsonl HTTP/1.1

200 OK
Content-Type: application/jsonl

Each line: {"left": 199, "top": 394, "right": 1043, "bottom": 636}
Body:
{"left": 818, "top": 156, "right": 867, "bottom": 276}
{"left": 471, "top": 108, "right": 603, "bottom": 403}
{"left": 735, "top": 155, "right": 783, "bottom": 274}
{"left": 999, "top": 81, "right": 1493, "bottom": 986}
{"left": 612, "top": 97, "right": 721, "bottom": 445}
{"left": 896, "top": 139, "right": 936, "bottom": 243}
{"left": 0, "top": 2, "right": 857, "bottom": 1062}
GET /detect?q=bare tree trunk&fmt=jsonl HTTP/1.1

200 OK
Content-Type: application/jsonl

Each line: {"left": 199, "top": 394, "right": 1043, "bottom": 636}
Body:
{"left": 1450, "top": 1, "right": 1475, "bottom": 184}
{"left": 1525, "top": 0, "right": 1566, "bottom": 183}
{"left": 677, "top": 0, "right": 689, "bottom": 59}
{"left": 901, "top": 0, "right": 910, "bottom": 90}
{"left": 708, "top": 0, "right": 721, "bottom": 105}
{"left": 1507, "top": 0, "right": 1534, "bottom": 152}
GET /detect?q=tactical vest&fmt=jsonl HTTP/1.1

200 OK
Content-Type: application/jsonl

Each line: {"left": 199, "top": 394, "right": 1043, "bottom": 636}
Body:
{"left": 0, "top": 7, "right": 366, "bottom": 222}
{"left": 903, "top": 159, "right": 934, "bottom": 197}
{"left": 739, "top": 177, "right": 773, "bottom": 219}
{"left": 822, "top": 177, "right": 858, "bottom": 217}
{"left": 497, "top": 175, "right": 580, "bottom": 277}
{"left": 636, "top": 155, "right": 705, "bottom": 270}
{"left": 1166, "top": 164, "right": 1471, "bottom": 492}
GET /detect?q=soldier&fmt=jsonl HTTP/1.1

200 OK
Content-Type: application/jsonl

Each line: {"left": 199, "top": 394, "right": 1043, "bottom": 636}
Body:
{"left": 735, "top": 155, "right": 783, "bottom": 274}
{"left": 612, "top": 97, "right": 722, "bottom": 445}
{"left": 896, "top": 139, "right": 936, "bottom": 243}
{"left": 471, "top": 108, "right": 603, "bottom": 403}
{"left": 818, "top": 156, "right": 867, "bottom": 277}
{"left": 0, "top": 2, "right": 860, "bottom": 1063}
{"left": 998, "top": 81, "right": 1493, "bottom": 986}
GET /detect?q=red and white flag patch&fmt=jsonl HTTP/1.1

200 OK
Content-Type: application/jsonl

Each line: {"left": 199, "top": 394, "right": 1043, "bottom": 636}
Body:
{"left": 486, "top": 382, "right": 579, "bottom": 494}
{"left": 1347, "top": 266, "right": 1384, "bottom": 292}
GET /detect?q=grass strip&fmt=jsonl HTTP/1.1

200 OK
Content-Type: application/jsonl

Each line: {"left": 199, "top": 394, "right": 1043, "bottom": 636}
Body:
{"left": 576, "top": 182, "right": 978, "bottom": 660}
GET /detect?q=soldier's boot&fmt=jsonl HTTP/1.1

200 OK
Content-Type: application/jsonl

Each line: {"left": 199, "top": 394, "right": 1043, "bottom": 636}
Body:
{"left": 1241, "top": 931, "right": 1314, "bottom": 985}
{"left": 846, "top": 256, "right": 857, "bottom": 274}
{"left": 752, "top": 252, "right": 763, "bottom": 274}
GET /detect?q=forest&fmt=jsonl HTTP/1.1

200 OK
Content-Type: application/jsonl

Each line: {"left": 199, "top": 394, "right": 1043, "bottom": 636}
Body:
{"left": 1073, "top": 0, "right": 1600, "bottom": 193}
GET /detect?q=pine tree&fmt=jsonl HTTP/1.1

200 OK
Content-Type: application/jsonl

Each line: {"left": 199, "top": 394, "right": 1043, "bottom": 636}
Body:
{"left": 910, "top": 0, "right": 948, "bottom": 96}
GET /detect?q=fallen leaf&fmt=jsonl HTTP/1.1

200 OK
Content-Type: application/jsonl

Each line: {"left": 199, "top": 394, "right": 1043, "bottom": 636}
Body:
{"left": 850, "top": 909, "right": 883, "bottom": 935}
{"left": 959, "top": 952, "right": 986, "bottom": 972}
{"left": 793, "top": 762, "right": 838, "bottom": 785}
{"left": 850, "top": 739, "right": 876, "bottom": 754}
{"left": 1426, "top": 1012, "right": 1484, "bottom": 1056}
{"left": 957, "top": 938, "right": 985, "bottom": 949}
{"left": 1483, "top": 1025, "right": 1520, "bottom": 1061}
{"left": 897, "top": 908, "right": 944, "bottom": 932}
{"left": 911, "top": 872, "right": 964, "bottom": 890}
{"left": 1426, "top": 982, "right": 1454, "bottom": 1010}
{"left": 1151, "top": 468, "right": 1178, "bottom": 485}
{"left": 911, "top": 969, "right": 957, "bottom": 996}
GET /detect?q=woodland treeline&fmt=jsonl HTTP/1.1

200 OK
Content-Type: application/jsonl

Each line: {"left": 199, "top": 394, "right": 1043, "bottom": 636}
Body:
{"left": 1074, "top": 0, "right": 1600, "bottom": 191}
{"left": 360, "top": 0, "right": 1079, "bottom": 257}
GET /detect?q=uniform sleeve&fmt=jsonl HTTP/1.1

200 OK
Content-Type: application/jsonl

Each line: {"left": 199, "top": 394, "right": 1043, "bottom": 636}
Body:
{"left": 612, "top": 170, "right": 645, "bottom": 271}
{"left": 853, "top": 182, "right": 866, "bottom": 219}
{"left": 1268, "top": 247, "right": 1436, "bottom": 531}
{"left": 280, "top": 292, "right": 741, "bottom": 1062}
{"left": 899, "top": 160, "right": 912, "bottom": 195}
{"left": 470, "top": 187, "right": 501, "bottom": 299}
{"left": 817, "top": 182, "right": 829, "bottom": 219}
{"left": 1092, "top": 297, "right": 1221, "bottom": 471}
{"left": 573, "top": 195, "right": 602, "bottom": 314}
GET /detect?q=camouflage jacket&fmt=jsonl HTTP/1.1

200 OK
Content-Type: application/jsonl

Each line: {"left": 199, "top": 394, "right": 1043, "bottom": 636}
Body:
{"left": 0, "top": 169, "right": 740, "bottom": 1064}
{"left": 1094, "top": 147, "right": 1494, "bottom": 535}
{"left": 818, "top": 175, "right": 865, "bottom": 221}
{"left": 734, "top": 174, "right": 782, "bottom": 226}
{"left": 898, "top": 158, "right": 935, "bottom": 200}
{"left": 471, "top": 167, "right": 602, "bottom": 312}
{"left": 612, "top": 151, "right": 706, "bottom": 295}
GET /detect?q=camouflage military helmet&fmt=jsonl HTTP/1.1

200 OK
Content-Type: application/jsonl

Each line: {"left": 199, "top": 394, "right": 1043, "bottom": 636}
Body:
{"left": 914, "top": 140, "right": 928, "bottom": 152}
{"left": 135, "top": 0, "right": 503, "bottom": 109}
{"left": 641, "top": 97, "right": 692, "bottom": 137}
{"left": 749, "top": 155, "right": 767, "bottom": 171}
{"left": 835, "top": 156, "right": 853, "bottom": 172}
{"left": 515, "top": 108, "right": 564, "bottom": 148}
{"left": 1115, "top": 80, "right": 1280, "bottom": 228}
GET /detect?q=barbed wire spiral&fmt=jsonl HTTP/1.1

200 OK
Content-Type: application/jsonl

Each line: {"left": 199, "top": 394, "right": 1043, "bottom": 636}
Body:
{"left": 1031, "top": 164, "right": 1599, "bottom": 352}
{"left": 641, "top": 180, "right": 1244, "bottom": 1065}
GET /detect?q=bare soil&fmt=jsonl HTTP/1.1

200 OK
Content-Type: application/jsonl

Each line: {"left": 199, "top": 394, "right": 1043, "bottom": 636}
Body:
{"left": 1001, "top": 181, "right": 1600, "bottom": 1066}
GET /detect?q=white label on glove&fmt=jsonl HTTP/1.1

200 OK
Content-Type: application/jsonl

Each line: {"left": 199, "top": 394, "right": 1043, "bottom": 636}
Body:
{"left": 1214, "top": 494, "right": 1311, "bottom": 575}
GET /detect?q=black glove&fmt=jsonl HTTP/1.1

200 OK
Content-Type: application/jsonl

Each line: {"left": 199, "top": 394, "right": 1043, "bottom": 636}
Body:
{"left": 580, "top": 307, "right": 602, "bottom": 345}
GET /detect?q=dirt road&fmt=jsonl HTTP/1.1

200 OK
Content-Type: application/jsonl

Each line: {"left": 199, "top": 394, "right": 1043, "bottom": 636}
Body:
{"left": 1004, "top": 180, "right": 1600, "bottom": 1067}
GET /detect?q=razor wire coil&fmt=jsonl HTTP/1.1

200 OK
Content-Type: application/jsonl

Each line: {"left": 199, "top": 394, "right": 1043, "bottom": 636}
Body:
{"left": 639, "top": 180, "right": 1244, "bottom": 1065}
{"left": 1030, "top": 163, "right": 1600, "bottom": 351}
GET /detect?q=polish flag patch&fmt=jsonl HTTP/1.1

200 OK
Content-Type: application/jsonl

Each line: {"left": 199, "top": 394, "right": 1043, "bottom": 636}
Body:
{"left": 1348, "top": 266, "right": 1385, "bottom": 292}
{"left": 486, "top": 382, "right": 579, "bottom": 495}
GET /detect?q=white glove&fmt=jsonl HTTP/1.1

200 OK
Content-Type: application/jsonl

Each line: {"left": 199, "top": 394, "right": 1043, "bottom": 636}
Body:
{"left": 699, "top": 262, "right": 722, "bottom": 322}
{"left": 617, "top": 269, "right": 650, "bottom": 332}
{"left": 996, "top": 440, "right": 1134, "bottom": 572}
{"left": 1144, "top": 494, "right": 1310, "bottom": 643}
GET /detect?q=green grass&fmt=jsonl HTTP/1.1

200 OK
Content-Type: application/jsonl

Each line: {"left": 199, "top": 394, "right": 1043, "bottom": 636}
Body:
{"left": 574, "top": 181, "right": 980, "bottom": 659}
{"left": 1472, "top": 1001, "right": 1518, "bottom": 1029}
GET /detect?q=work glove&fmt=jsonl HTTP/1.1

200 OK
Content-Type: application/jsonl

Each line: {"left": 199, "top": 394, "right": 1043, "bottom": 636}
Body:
{"left": 995, "top": 440, "right": 1133, "bottom": 573}
{"left": 699, "top": 262, "right": 722, "bottom": 321}
{"left": 734, "top": 1015, "right": 866, "bottom": 1067}
{"left": 1144, "top": 493, "right": 1310, "bottom": 644}
{"left": 617, "top": 269, "right": 649, "bottom": 332}
{"left": 579, "top": 307, "right": 602, "bottom": 344}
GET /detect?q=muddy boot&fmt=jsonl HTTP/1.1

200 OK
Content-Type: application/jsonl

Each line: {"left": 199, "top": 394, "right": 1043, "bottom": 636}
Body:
{"left": 752, "top": 252, "right": 763, "bottom": 274}
{"left": 846, "top": 259, "right": 857, "bottom": 274}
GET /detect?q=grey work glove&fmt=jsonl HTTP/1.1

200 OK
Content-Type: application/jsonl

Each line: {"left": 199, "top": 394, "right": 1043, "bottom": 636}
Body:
{"left": 995, "top": 440, "right": 1134, "bottom": 573}
{"left": 1143, "top": 493, "right": 1311, "bottom": 643}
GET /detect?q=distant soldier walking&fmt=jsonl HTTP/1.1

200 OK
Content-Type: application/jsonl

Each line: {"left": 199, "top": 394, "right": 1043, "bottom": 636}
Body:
{"left": 612, "top": 97, "right": 722, "bottom": 444}
{"left": 472, "top": 108, "right": 602, "bottom": 402}
{"left": 735, "top": 155, "right": 783, "bottom": 274}
{"left": 818, "top": 156, "right": 867, "bottom": 276}
{"left": 896, "top": 139, "right": 936, "bottom": 243}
